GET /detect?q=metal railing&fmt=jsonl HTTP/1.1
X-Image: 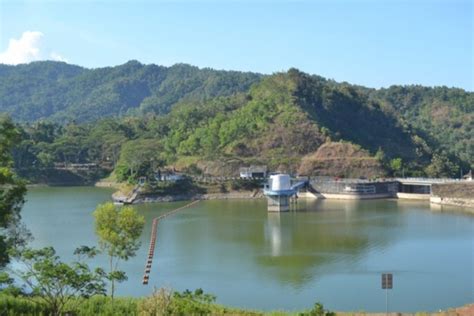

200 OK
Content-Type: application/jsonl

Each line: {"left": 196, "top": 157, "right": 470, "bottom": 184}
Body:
{"left": 395, "top": 177, "right": 463, "bottom": 184}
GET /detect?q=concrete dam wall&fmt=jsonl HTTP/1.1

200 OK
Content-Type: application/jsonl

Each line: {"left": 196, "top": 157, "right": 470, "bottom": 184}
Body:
{"left": 308, "top": 179, "right": 399, "bottom": 200}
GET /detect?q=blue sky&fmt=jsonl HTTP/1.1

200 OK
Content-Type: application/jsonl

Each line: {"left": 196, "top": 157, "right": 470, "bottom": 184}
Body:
{"left": 0, "top": 0, "right": 472, "bottom": 90}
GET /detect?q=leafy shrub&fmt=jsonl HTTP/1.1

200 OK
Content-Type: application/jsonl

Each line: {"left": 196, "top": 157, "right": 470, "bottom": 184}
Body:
{"left": 0, "top": 294, "right": 49, "bottom": 316}
{"left": 74, "top": 296, "right": 139, "bottom": 316}
{"left": 299, "top": 302, "right": 335, "bottom": 316}
{"left": 171, "top": 288, "right": 216, "bottom": 316}
{"left": 138, "top": 288, "right": 173, "bottom": 316}
{"left": 138, "top": 288, "right": 216, "bottom": 316}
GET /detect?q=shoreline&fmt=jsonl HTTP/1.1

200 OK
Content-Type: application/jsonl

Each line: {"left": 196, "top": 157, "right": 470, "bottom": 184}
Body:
{"left": 25, "top": 183, "right": 49, "bottom": 188}
{"left": 98, "top": 179, "right": 474, "bottom": 214}
{"left": 133, "top": 191, "right": 265, "bottom": 203}
{"left": 94, "top": 180, "right": 122, "bottom": 188}
{"left": 131, "top": 190, "right": 474, "bottom": 215}
{"left": 29, "top": 180, "right": 474, "bottom": 213}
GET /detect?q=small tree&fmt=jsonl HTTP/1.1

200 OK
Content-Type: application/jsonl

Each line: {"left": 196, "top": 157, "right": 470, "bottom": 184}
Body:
{"left": 11, "top": 246, "right": 106, "bottom": 316}
{"left": 375, "top": 147, "right": 385, "bottom": 162}
{"left": 424, "top": 153, "right": 459, "bottom": 178}
{"left": 389, "top": 158, "right": 403, "bottom": 176}
{"left": 93, "top": 202, "right": 145, "bottom": 299}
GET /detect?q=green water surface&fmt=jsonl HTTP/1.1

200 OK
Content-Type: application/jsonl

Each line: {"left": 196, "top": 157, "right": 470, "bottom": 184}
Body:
{"left": 21, "top": 187, "right": 474, "bottom": 312}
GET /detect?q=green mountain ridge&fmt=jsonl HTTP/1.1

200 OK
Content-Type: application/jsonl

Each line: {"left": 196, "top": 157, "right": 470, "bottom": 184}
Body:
{"left": 0, "top": 60, "right": 261, "bottom": 122}
{"left": 2, "top": 61, "right": 473, "bottom": 178}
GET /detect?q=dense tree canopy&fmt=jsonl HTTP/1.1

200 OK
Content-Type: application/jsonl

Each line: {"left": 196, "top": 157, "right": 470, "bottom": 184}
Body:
{"left": 2, "top": 62, "right": 472, "bottom": 179}
{"left": 0, "top": 61, "right": 261, "bottom": 122}
{"left": 0, "top": 115, "right": 27, "bottom": 267}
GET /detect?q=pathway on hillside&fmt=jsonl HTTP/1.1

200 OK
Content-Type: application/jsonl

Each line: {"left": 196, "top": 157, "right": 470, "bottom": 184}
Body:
{"left": 142, "top": 199, "right": 201, "bottom": 285}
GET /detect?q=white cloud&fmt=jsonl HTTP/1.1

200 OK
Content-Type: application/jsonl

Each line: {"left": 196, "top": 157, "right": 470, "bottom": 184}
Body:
{"left": 0, "top": 31, "right": 43, "bottom": 64}
{"left": 50, "top": 52, "right": 68, "bottom": 63}
{"left": 0, "top": 31, "right": 68, "bottom": 65}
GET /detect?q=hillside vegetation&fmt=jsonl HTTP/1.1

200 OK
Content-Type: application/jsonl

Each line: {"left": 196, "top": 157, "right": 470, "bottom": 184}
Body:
{"left": 2, "top": 61, "right": 472, "bottom": 180}
{"left": 369, "top": 86, "right": 474, "bottom": 167}
{"left": 0, "top": 61, "right": 260, "bottom": 122}
{"left": 298, "top": 142, "right": 385, "bottom": 178}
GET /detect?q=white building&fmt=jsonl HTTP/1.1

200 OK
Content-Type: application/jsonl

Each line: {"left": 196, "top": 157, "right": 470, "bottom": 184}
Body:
{"left": 155, "top": 172, "right": 185, "bottom": 182}
{"left": 463, "top": 170, "right": 472, "bottom": 181}
{"left": 239, "top": 165, "right": 268, "bottom": 178}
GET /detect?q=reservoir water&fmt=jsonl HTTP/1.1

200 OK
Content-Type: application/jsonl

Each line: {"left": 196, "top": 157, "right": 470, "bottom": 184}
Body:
{"left": 21, "top": 186, "right": 473, "bottom": 312}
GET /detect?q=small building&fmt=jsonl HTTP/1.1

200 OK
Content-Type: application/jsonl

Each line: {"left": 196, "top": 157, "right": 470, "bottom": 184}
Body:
{"left": 155, "top": 171, "right": 185, "bottom": 182}
{"left": 263, "top": 174, "right": 307, "bottom": 212}
{"left": 54, "top": 162, "right": 98, "bottom": 171}
{"left": 239, "top": 165, "right": 267, "bottom": 179}
{"left": 463, "top": 170, "right": 472, "bottom": 181}
{"left": 264, "top": 174, "right": 294, "bottom": 212}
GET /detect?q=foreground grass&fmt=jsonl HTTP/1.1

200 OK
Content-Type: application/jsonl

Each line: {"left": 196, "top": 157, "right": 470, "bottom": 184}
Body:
{"left": 1, "top": 292, "right": 471, "bottom": 316}
{"left": 0, "top": 292, "right": 282, "bottom": 316}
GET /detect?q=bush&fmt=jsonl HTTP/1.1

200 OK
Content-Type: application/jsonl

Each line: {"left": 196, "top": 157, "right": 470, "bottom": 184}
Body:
{"left": 299, "top": 302, "right": 335, "bottom": 316}
{"left": 183, "top": 164, "right": 203, "bottom": 175}
{"left": 0, "top": 294, "right": 49, "bottom": 316}
{"left": 219, "top": 183, "right": 228, "bottom": 193}
{"left": 114, "top": 164, "right": 130, "bottom": 182}
{"left": 138, "top": 288, "right": 173, "bottom": 316}
{"left": 73, "top": 296, "right": 139, "bottom": 316}
{"left": 0, "top": 294, "right": 139, "bottom": 316}
{"left": 171, "top": 288, "right": 216, "bottom": 316}
{"left": 138, "top": 288, "right": 216, "bottom": 316}
{"left": 230, "top": 178, "right": 262, "bottom": 191}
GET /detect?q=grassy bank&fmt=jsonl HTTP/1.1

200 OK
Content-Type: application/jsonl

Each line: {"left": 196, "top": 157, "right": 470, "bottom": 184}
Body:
{"left": 1, "top": 291, "right": 472, "bottom": 316}
{"left": 0, "top": 291, "right": 266, "bottom": 316}
{"left": 0, "top": 287, "right": 338, "bottom": 316}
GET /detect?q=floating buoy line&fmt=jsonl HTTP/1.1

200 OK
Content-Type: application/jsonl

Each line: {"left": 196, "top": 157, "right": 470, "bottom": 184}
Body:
{"left": 142, "top": 200, "right": 200, "bottom": 285}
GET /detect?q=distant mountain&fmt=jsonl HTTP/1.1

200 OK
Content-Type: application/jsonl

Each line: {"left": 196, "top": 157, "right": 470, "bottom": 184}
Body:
{"left": 3, "top": 61, "right": 473, "bottom": 178}
{"left": 0, "top": 60, "right": 261, "bottom": 122}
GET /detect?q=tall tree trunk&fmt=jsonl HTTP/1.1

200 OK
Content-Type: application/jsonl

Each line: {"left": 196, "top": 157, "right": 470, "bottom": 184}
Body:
{"left": 110, "top": 255, "right": 115, "bottom": 300}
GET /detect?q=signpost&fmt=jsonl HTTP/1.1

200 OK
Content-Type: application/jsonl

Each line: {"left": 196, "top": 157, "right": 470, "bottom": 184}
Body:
{"left": 381, "top": 273, "right": 393, "bottom": 315}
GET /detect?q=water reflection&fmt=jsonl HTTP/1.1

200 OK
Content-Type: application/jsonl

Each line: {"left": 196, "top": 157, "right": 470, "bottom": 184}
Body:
{"left": 266, "top": 213, "right": 283, "bottom": 257}
{"left": 159, "top": 199, "right": 405, "bottom": 289}
{"left": 257, "top": 200, "right": 377, "bottom": 287}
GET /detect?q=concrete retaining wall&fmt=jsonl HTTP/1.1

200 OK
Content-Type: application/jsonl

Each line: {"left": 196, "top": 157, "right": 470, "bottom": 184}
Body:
{"left": 310, "top": 180, "right": 399, "bottom": 198}
{"left": 430, "top": 182, "right": 474, "bottom": 209}
{"left": 396, "top": 192, "right": 430, "bottom": 200}
{"left": 430, "top": 196, "right": 474, "bottom": 210}
{"left": 319, "top": 193, "right": 393, "bottom": 200}
{"left": 431, "top": 182, "right": 474, "bottom": 199}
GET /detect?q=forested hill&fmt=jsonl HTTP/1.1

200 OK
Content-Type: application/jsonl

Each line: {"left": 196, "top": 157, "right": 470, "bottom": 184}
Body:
{"left": 368, "top": 86, "right": 474, "bottom": 167}
{"left": 0, "top": 60, "right": 261, "bottom": 122}
{"left": 2, "top": 61, "right": 473, "bottom": 179}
